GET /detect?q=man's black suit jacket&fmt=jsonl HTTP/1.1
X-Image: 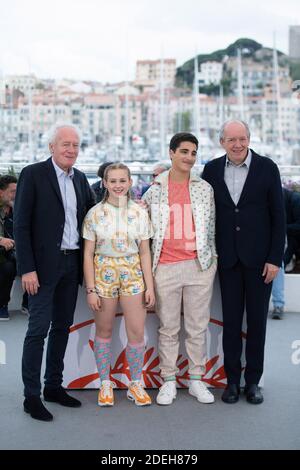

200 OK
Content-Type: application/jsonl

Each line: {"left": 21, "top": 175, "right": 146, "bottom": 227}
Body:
{"left": 202, "top": 150, "right": 285, "bottom": 269}
{"left": 283, "top": 188, "right": 300, "bottom": 236}
{"left": 14, "top": 157, "right": 95, "bottom": 284}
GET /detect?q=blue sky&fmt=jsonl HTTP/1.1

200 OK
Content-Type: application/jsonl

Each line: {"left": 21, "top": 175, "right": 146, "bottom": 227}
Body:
{"left": 0, "top": 0, "right": 299, "bottom": 82}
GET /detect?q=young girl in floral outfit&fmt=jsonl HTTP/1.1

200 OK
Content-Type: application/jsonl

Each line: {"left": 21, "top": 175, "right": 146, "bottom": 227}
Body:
{"left": 83, "top": 163, "right": 155, "bottom": 406}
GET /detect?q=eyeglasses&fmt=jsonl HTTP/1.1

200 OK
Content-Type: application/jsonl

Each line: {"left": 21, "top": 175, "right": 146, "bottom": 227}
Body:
{"left": 224, "top": 137, "right": 248, "bottom": 144}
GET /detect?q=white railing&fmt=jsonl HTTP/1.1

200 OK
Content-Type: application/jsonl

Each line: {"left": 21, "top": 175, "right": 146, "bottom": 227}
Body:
{"left": 1, "top": 161, "right": 300, "bottom": 179}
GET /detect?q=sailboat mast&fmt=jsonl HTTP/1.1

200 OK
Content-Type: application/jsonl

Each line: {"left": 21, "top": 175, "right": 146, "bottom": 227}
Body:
{"left": 124, "top": 82, "right": 130, "bottom": 162}
{"left": 219, "top": 84, "right": 224, "bottom": 126}
{"left": 193, "top": 52, "right": 201, "bottom": 164}
{"left": 193, "top": 53, "right": 200, "bottom": 136}
{"left": 0, "top": 67, "right": 4, "bottom": 154}
{"left": 273, "top": 33, "right": 284, "bottom": 161}
{"left": 160, "top": 52, "right": 165, "bottom": 159}
{"left": 237, "top": 48, "right": 245, "bottom": 120}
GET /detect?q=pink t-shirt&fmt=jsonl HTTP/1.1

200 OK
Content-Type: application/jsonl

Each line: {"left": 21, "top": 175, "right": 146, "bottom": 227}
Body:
{"left": 159, "top": 177, "right": 197, "bottom": 264}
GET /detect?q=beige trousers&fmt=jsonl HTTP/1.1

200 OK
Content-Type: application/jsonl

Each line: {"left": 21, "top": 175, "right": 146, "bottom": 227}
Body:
{"left": 154, "top": 259, "right": 216, "bottom": 379}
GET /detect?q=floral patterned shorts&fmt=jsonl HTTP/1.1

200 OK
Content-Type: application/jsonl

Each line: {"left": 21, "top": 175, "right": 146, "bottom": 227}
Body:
{"left": 94, "top": 253, "right": 145, "bottom": 298}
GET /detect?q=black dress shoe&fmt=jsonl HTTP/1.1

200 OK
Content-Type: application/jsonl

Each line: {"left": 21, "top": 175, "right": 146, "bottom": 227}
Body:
{"left": 44, "top": 387, "right": 81, "bottom": 408}
{"left": 244, "top": 384, "right": 264, "bottom": 404}
{"left": 24, "top": 396, "right": 53, "bottom": 422}
{"left": 222, "top": 384, "right": 240, "bottom": 404}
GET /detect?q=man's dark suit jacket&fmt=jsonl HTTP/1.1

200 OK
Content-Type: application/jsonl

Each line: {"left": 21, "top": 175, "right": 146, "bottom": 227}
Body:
{"left": 283, "top": 188, "right": 300, "bottom": 236}
{"left": 14, "top": 157, "right": 95, "bottom": 284}
{"left": 202, "top": 150, "right": 285, "bottom": 269}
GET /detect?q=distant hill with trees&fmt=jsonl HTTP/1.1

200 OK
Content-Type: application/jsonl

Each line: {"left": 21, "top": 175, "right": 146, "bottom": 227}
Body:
{"left": 175, "top": 37, "right": 297, "bottom": 95}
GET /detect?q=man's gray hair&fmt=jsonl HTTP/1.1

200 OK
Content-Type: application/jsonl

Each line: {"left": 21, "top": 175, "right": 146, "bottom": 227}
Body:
{"left": 219, "top": 120, "right": 251, "bottom": 141}
{"left": 47, "top": 122, "right": 82, "bottom": 145}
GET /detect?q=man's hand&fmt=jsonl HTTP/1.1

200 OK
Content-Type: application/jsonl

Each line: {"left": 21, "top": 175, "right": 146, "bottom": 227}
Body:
{"left": 22, "top": 271, "right": 40, "bottom": 295}
{"left": 0, "top": 237, "right": 15, "bottom": 251}
{"left": 262, "top": 263, "right": 280, "bottom": 284}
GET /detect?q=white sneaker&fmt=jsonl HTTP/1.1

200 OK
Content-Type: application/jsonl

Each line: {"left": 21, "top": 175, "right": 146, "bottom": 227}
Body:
{"left": 285, "top": 257, "right": 295, "bottom": 273}
{"left": 21, "top": 306, "right": 29, "bottom": 316}
{"left": 188, "top": 380, "right": 215, "bottom": 404}
{"left": 156, "top": 381, "right": 177, "bottom": 405}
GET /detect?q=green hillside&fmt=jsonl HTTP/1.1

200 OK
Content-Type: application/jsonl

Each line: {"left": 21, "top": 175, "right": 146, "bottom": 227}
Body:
{"left": 175, "top": 37, "right": 290, "bottom": 94}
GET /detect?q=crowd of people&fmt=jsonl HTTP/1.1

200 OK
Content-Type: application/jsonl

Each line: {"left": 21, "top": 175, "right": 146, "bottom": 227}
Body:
{"left": 1, "top": 120, "right": 299, "bottom": 422}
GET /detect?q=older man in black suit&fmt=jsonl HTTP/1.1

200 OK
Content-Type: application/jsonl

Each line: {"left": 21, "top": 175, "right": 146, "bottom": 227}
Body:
{"left": 14, "top": 124, "right": 95, "bottom": 421}
{"left": 202, "top": 120, "right": 285, "bottom": 405}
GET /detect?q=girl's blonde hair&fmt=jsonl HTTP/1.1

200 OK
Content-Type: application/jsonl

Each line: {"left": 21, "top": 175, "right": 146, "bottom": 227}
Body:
{"left": 102, "top": 163, "right": 132, "bottom": 202}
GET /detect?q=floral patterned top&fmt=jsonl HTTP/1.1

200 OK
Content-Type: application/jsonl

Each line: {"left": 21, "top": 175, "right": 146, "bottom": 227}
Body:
{"left": 142, "top": 170, "right": 217, "bottom": 273}
{"left": 82, "top": 200, "right": 153, "bottom": 257}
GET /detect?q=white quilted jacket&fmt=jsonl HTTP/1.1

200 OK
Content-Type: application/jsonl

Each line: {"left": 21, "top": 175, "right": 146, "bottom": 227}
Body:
{"left": 142, "top": 170, "right": 217, "bottom": 273}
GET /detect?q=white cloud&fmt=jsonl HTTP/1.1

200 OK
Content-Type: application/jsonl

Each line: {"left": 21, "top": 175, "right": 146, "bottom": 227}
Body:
{"left": 0, "top": 0, "right": 299, "bottom": 82}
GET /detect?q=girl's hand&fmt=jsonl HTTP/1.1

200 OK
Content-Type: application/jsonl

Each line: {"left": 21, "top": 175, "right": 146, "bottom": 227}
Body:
{"left": 87, "top": 293, "right": 101, "bottom": 312}
{"left": 144, "top": 288, "right": 155, "bottom": 309}
{"left": 134, "top": 199, "right": 148, "bottom": 210}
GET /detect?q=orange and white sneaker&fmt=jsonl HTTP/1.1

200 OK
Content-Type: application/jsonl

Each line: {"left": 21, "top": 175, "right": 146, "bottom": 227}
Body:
{"left": 127, "top": 380, "right": 152, "bottom": 406}
{"left": 98, "top": 380, "right": 115, "bottom": 407}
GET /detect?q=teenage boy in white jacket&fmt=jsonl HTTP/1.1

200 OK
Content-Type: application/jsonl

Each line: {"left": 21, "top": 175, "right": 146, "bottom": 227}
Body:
{"left": 143, "top": 132, "right": 217, "bottom": 405}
